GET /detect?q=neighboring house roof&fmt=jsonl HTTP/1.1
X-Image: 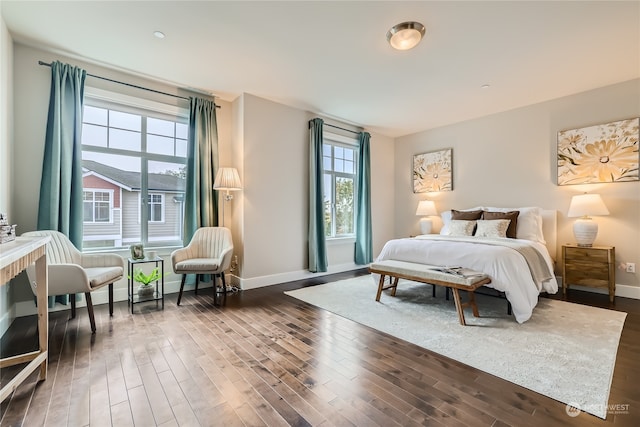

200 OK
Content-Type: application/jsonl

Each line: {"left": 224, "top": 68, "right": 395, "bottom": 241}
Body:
{"left": 83, "top": 160, "right": 184, "bottom": 192}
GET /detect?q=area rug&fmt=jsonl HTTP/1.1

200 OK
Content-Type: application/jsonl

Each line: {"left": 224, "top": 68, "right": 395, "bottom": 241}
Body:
{"left": 285, "top": 275, "right": 626, "bottom": 419}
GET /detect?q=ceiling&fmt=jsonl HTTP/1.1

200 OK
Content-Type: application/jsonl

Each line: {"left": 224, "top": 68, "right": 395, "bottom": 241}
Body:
{"left": 2, "top": 1, "right": 639, "bottom": 138}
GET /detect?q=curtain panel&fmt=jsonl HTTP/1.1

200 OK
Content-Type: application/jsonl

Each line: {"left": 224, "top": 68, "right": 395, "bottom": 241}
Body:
{"left": 37, "top": 61, "right": 86, "bottom": 307}
{"left": 355, "top": 131, "right": 372, "bottom": 264}
{"left": 308, "top": 118, "right": 328, "bottom": 272}
{"left": 184, "top": 97, "right": 219, "bottom": 246}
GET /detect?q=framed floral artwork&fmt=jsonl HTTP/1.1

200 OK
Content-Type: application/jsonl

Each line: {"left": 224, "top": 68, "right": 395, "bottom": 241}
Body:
{"left": 413, "top": 148, "right": 452, "bottom": 192}
{"left": 557, "top": 118, "right": 639, "bottom": 185}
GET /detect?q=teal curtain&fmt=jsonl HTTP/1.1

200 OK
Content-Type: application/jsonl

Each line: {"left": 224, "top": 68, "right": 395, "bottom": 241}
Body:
{"left": 308, "top": 118, "right": 327, "bottom": 272}
{"left": 355, "top": 131, "right": 372, "bottom": 264}
{"left": 37, "top": 61, "right": 86, "bottom": 308}
{"left": 184, "top": 97, "right": 219, "bottom": 246}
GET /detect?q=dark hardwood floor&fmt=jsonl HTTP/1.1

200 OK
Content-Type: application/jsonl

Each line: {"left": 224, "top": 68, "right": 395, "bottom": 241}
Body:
{"left": 1, "top": 270, "right": 639, "bottom": 426}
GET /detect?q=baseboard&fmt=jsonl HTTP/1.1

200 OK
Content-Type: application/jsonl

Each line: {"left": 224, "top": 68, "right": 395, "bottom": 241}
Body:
{"left": 556, "top": 276, "right": 640, "bottom": 300}
{"left": 237, "top": 263, "right": 362, "bottom": 290}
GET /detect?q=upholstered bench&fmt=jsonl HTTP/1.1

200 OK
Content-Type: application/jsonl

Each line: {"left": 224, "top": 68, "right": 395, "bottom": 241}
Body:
{"left": 369, "top": 260, "right": 491, "bottom": 325}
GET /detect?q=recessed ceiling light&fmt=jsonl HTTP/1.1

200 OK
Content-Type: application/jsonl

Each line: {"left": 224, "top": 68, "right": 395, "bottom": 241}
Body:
{"left": 481, "top": 84, "right": 491, "bottom": 89}
{"left": 386, "top": 22, "right": 426, "bottom": 50}
{"left": 153, "top": 31, "right": 165, "bottom": 39}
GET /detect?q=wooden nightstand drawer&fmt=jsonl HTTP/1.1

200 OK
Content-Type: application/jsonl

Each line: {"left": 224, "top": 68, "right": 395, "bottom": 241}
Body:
{"left": 564, "top": 261, "right": 610, "bottom": 281}
{"left": 564, "top": 246, "right": 610, "bottom": 262}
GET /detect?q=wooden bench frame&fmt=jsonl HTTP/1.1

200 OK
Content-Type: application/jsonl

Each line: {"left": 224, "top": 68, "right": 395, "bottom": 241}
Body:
{"left": 369, "top": 263, "right": 491, "bottom": 326}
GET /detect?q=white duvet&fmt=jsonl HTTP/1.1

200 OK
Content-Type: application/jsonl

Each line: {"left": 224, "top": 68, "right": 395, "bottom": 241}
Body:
{"left": 374, "top": 235, "right": 559, "bottom": 323}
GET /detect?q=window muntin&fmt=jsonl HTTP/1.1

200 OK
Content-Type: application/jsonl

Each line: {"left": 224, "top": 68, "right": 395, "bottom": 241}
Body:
{"left": 81, "top": 96, "right": 187, "bottom": 250}
{"left": 323, "top": 136, "right": 358, "bottom": 238}
{"left": 83, "top": 190, "right": 112, "bottom": 223}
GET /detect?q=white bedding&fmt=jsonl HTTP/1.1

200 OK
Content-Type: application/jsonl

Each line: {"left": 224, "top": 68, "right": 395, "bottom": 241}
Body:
{"left": 373, "top": 235, "right": 559, "bottom": 323}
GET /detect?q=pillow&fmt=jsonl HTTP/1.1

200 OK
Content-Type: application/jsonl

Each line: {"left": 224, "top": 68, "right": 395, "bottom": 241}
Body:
{"left": 447, "top": 220, "right": 476, "bottom": 236}
{"left": 440, "top": 207, "right": 483, "bottom": 235}
{"left": 474, "top": 219, "right": 510, "bottom": 238}
{"left": 451, "top": 209, "right": 483, "bottom": 220}
{"left": 482, "top": 210, "right": 519, "bottom": 238}
{"left": 482, "top": 206, "right": 545, "bottom": 243}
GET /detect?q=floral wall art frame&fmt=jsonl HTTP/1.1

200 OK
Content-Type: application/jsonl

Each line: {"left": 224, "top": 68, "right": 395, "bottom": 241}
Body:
{"left": 557, "top": 118, "right": 639, "bottom": 186}
{"left": 413, "top": 148, "right": 452, "bottom": 193}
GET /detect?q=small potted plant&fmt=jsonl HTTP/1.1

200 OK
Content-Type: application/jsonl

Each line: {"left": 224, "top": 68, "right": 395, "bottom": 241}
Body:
{"left": 131, "top": 268, "right": 162, "bottom": 297}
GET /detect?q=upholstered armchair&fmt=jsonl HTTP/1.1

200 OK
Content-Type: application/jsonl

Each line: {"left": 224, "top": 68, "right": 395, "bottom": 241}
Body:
{"left": 171, "top": 227, "right": 234, "bottom": 306}
{"left": 23, "top": 230, "right": 124, "bottom": 333}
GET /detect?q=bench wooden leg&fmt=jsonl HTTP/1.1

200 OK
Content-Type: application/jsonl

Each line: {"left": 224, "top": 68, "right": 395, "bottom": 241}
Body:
{"left": 390, "top": 277, "right": 399, "bottom": 297}
{"left": 451, "top": 288, "right": 467, "bottom": 325}
{"left": 375, "top": 274, "right": 386, "bottom": 301}
{"left": 376, "top": 275, "right": 400, "bottom": 301}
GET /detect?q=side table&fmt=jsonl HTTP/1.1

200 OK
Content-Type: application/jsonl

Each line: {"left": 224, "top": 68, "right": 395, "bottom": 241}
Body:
{"left": 128, "top": 257, "right": 165, "bottom": 313}
{"left": 562, "top": 244, "right": 615, "bottom": 302}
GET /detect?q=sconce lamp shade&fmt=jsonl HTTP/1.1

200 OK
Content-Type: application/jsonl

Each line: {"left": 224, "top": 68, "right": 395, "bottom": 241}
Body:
{"left": 416, "top": 200, "right": 437, "bottom": 234}
{"left": 567, "top": 193, "right": 609, "bottom": 247}
{"left": 214, "top": 167, "right": 242, "bottom": 202}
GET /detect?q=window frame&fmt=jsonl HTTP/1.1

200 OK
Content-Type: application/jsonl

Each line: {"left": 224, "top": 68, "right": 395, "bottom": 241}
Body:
{"left": 81, "top": 88, "right": 188, "bottom": 250}
{"left": 82, "top": 189, "right": 114, "bottom": 223}
{"left": 323, "top": 132, "right": 359, "bottom": 240}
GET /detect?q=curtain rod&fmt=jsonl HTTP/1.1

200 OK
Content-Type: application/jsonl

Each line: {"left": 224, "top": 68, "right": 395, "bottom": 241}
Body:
{"left": 38, "top": 60, "right": 220, "bottom": 108}
{"left": 323, "top": 122, "right": 361, "bottom": 135}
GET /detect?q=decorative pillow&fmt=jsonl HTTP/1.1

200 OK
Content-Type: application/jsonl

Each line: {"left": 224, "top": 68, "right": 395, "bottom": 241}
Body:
{"left": 451, "top": 209, "right": 483, "bottom": 220}
{"left": 440, "top": 208, "right": 483, "bottom": 235}
{"left": 448, "top": 220, "right": 477, "bottom": 236}
{"left": 474, "top": 219, "right": 510, "bottom": 238}
{"left": 482, "top": 210, "right": 519, "bottom": 238}
{"left": 482, "top": 206, "right": 545, "bottom": 243}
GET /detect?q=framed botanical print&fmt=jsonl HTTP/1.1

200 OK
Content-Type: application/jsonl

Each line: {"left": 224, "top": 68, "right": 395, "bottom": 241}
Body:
{"left": 413, "top": 148, "right": 452, "bottom": 192}
{"left": 557, "top": 118, "right": 639, "bottom": 185}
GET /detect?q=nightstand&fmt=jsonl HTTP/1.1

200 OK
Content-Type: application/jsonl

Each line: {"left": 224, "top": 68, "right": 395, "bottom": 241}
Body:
{"left": 562, "top": 244, "right": 615, "bottom": 302}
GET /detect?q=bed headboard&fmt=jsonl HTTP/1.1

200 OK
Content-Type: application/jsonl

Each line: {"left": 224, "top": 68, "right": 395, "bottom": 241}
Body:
{"left": 541, "top": 209, "right": 557, "bottom": 261}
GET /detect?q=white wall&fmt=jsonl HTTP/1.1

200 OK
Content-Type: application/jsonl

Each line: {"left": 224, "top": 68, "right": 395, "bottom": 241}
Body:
{"left": 395, "top": 79, "right": 640, "bottom": 294}
{"left": 0, "top": 14, "right": 15, "bottom": 334}
{"left": 234, "top": 93, "right": 395, "bottom": 289}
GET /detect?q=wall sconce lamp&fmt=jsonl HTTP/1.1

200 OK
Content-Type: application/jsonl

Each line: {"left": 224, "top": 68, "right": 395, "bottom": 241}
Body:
{"left": 214, "top": 167, "right": 242, "bottom": 226}
{"left": 567, "top": 193, "right": 609, "bottom": 247}
{"left": 416, "top": 200, "right": 438, "bottom": 235}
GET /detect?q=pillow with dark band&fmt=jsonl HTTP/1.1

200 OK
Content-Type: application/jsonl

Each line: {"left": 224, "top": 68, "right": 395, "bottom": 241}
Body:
{"left": 481, "top": 210, "right": 519, "bottom": 239}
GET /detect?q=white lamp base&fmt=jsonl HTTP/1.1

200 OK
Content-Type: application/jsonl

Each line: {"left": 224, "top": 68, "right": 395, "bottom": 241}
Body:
{"left": 573, "top": 217, "right": 598, "bottom": 247}
{"left": 419, "top": 218, "right": 433, "bottom": 235}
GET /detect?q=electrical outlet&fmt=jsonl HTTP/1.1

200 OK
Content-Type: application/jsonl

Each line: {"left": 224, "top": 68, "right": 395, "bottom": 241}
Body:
{"left": 626, "top": 263, "right": 636, "bottom": 273}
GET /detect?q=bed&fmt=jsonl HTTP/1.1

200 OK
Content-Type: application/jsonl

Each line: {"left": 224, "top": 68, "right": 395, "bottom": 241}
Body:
{"left": 373, "top": 207, "right": 558, "bottom": 323}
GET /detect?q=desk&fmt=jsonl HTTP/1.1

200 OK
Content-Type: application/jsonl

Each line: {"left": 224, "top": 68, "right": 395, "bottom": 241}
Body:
{"left": 0, "top": 236, "right": 50, "bottom": 402}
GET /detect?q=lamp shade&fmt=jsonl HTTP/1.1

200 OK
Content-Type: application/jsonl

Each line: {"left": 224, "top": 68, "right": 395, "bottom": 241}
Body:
{"left": 416, "top": 200, "right": 437, "bottom": 216}
{"left": 213, "top": 167, "right": 242, "bottom": 191}
{"left": 567, "top": 194, "right": 609, "bottom": 218}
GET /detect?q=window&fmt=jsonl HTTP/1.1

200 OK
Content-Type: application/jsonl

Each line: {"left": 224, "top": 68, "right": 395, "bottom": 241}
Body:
{"left": 81, "top": 91, "right": 187, "bottom": 250}
{"left": 147, "top": 194, "right": 164, "bottom": 222}
{"left": 323, "top": 134, "right": 357, "bottom": 238}
{"left": 83, "top": 190, "right": 112, "bottom": 223}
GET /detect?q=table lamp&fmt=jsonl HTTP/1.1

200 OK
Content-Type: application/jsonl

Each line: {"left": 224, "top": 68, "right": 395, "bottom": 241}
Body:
{"left": 567, "top": 193, "right": 609, "bottom": 247}
{"left": 416, "top": 200, "right": 437, "bottom": 235}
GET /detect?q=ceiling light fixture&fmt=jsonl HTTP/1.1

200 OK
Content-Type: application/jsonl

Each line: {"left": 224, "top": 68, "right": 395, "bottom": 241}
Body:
{"left": 386, "top": 21, "right": 426, "bottom": 50}
{"left": 153, "top": 31, "right": 165, "bottom": 39}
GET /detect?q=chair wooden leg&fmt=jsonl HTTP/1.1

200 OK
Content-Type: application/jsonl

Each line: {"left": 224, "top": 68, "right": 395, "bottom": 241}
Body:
{"left": 177, "top": 274, "right": 187, "bottom": 306}
{"left": 85, "top": 292, "right": 97, "bottom": 334}
{"left": 195, "top": 274, "right": 200, "bottom": 294}
{"left": 108, "top": 283, "right": 114, "bottom": 316}
{"left": 70, "top": 294, "right": 76, "bottom": 319}
{"left": 221, "top": 272, "right": 227, "bottom": 294}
